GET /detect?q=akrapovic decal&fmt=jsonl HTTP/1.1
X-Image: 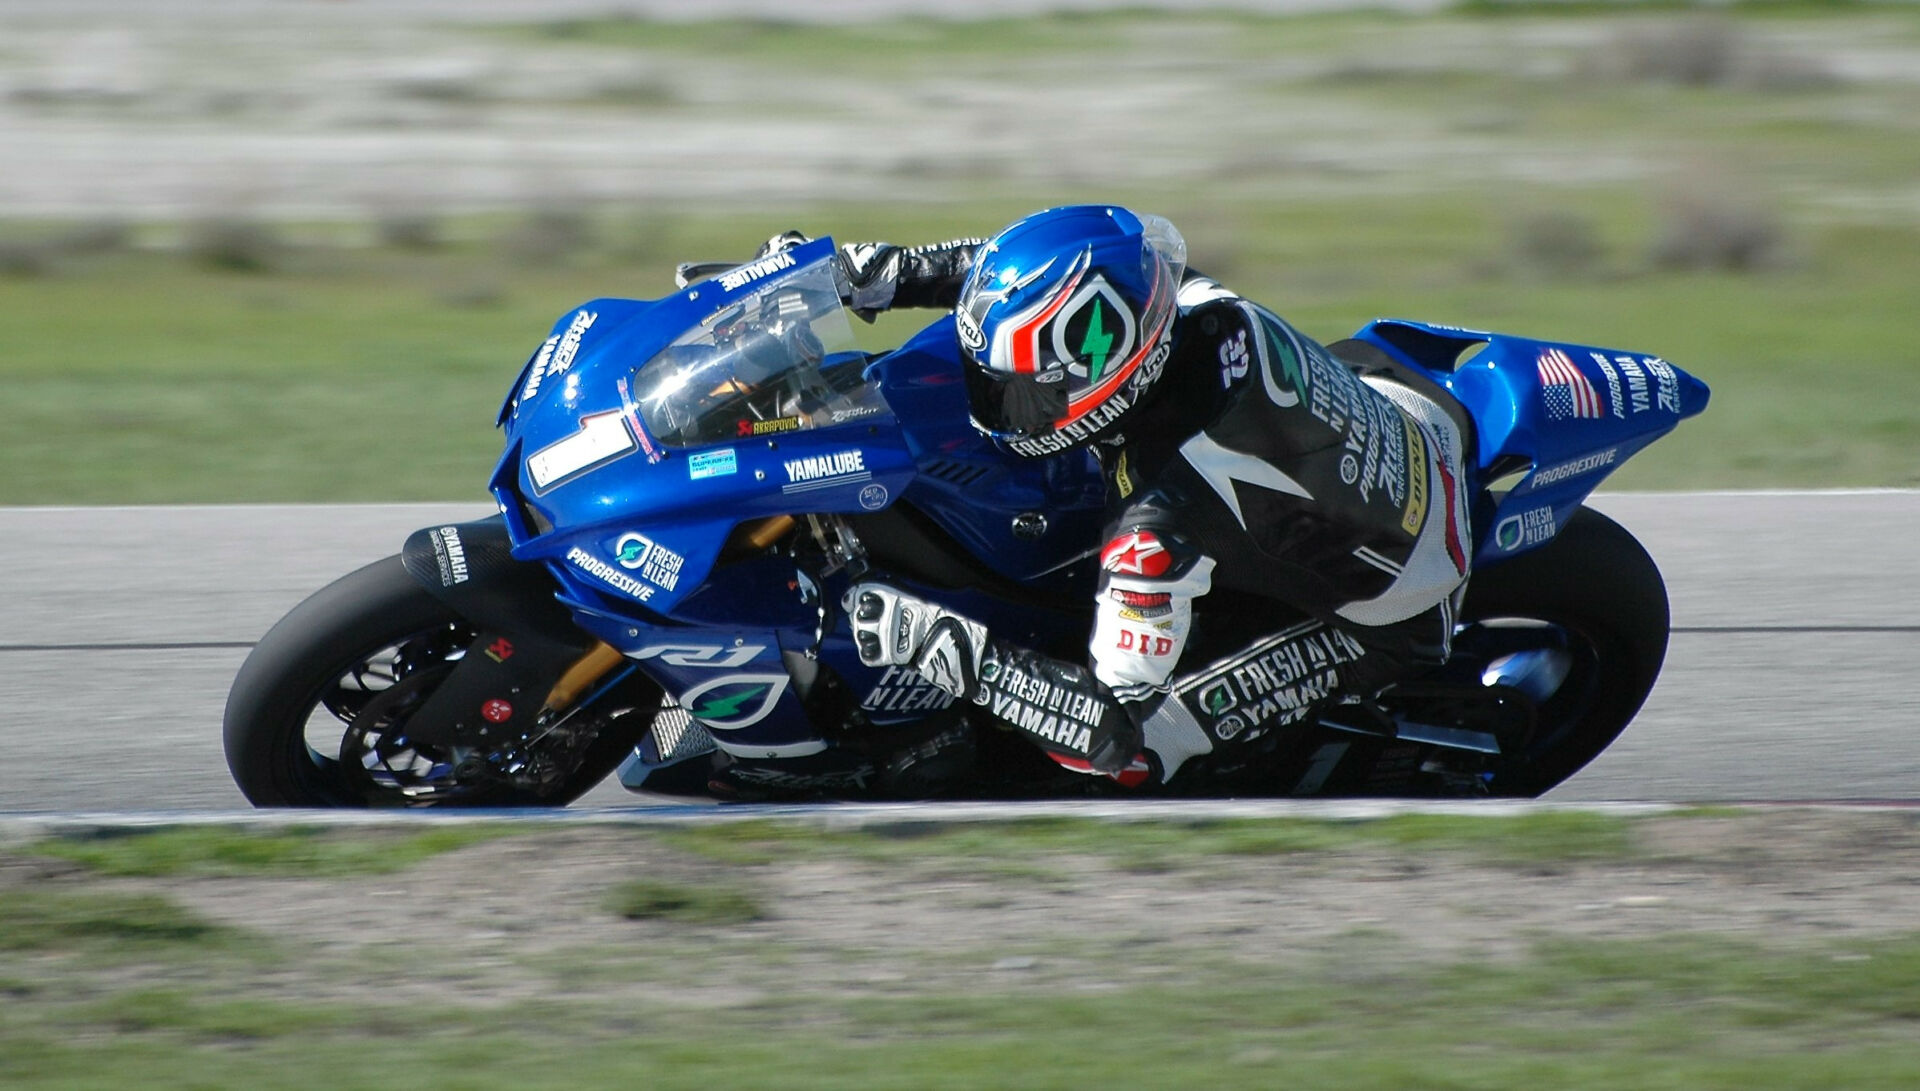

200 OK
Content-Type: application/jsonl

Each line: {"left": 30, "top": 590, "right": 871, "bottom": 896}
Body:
{"left": 725, "top": 765, "right": 872, "bottom": 792}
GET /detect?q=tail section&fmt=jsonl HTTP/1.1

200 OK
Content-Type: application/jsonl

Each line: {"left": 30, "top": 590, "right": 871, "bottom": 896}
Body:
{"left": 1346, "top": 319, "right": 1709, "bottom": 565}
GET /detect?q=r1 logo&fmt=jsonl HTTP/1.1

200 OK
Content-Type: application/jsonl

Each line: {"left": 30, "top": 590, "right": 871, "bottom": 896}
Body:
{"left": 630, "top": 643, "right": 764, "bottom": 669}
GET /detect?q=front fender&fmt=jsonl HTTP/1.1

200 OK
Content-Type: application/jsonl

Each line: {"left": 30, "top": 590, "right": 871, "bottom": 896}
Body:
{"left": 398, "top": 517, "right": 598, "bottom": 748}
{"left": 402, "top": 517, "right": 590, "bottom": 649}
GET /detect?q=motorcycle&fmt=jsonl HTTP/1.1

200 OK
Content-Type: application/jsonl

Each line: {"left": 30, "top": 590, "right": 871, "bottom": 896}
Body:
{"left": 223, "top": 236, "right": 1709, "bottom": 806}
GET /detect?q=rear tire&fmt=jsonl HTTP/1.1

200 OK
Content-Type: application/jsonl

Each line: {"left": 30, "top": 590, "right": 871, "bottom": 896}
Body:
{"left": 223, "top": 555, "right": 647, "bottom": 807}
{"left": 1461, "top": 506, "right": 1669, "bottom": 796}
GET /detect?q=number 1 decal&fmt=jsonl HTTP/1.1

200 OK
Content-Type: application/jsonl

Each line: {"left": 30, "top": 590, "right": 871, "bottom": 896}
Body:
{"left": 527, "top": 411, "right": 637, "bottom": 494}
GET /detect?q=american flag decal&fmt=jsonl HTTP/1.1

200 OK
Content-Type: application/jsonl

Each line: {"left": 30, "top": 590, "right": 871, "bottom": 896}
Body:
{"left": 1537, "top": 347, "right": 1604, "bottom": 420}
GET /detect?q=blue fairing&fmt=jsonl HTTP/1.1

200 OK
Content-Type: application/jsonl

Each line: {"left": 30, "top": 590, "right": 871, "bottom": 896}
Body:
{"left": 487, "top": 241, "right": 1706, "bottom": 761}
{"left": 489, "top": 239, "right": 1109, "bottom": 757}
{"left": 1347, "top": 319, "right": 1709, "bottom": 568}
{"left": 492, "top": 240, "right": 1105, "bottom": 621}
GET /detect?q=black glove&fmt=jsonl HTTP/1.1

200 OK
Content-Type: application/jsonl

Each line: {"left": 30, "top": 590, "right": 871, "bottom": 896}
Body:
{"left": 838, "top": 239, "right": 986, "bottom": 321}
{"left": 754, "top": 230, "right": 812, "bottom": 259}
{"left": 750, "top": 231, "right": 982, "bottom": 321}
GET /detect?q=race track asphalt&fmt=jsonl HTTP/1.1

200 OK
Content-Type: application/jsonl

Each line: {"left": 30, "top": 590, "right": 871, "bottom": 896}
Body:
{"left": 1, "top": 491, "right": 1914, "bottom": 812}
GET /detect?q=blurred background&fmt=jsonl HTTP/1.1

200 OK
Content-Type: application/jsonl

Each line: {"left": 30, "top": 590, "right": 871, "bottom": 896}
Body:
{"left": 3, "top": 0, "right": 1917, "bottom": 503}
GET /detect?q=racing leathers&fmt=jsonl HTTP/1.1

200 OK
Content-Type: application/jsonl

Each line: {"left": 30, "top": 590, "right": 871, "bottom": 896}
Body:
{"left": 835, "top": 238, "right": 1476, "bottom": 784}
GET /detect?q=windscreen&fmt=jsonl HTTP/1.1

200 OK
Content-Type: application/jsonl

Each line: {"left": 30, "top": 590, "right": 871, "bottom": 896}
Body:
{"left": 631, "top": 256, "right": 891, "bottom": 448}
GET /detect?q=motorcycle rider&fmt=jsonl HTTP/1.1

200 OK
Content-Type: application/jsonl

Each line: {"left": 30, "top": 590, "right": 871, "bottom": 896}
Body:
{"left": 774, "top": 206, "right": 1475, "bottom": 786}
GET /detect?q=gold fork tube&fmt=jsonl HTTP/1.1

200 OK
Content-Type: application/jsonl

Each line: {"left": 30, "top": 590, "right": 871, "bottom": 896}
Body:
{"left": 739, "top": 514, "right": 796, "bottom": 550}
{"left": 542, "top": 641, "right": 627, "bottom": 714}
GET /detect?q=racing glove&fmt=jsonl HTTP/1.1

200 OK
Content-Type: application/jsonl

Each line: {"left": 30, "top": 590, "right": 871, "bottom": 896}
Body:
{"left": 837, "top": 239, "right": 983, "bottom": 319}
{"left": 754, "top": 230, "right": 813, "bottom": 258}
{"left": 845, "top": 582, "right": 989, "bottom": 701}
{"left": 756, "top": 233, "right": 984, "bottom": 321}
{"left": 843, "top": 582, "right": 1142, "bottom": 775}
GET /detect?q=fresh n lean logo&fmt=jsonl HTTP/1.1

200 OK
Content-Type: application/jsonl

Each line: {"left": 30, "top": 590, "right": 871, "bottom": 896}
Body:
{"left": 612, "top": 532, "right": 685, "bottom": 592}
{"left": 677, "top": 674, "right": 791, "bottom": 730}
{"left": 1201, "top": 681, "right": 1236, "bottom": 718}
{"left": 1054, "top": 276, "right": 1137, "bottom": 383}
{"left": 691, "top": 683, "right": 767, "bottom": 721}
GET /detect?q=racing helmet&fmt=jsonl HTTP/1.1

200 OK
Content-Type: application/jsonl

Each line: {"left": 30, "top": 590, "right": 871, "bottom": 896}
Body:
{"left": 956, "top": 205, "right": 1186, "bottom": 455}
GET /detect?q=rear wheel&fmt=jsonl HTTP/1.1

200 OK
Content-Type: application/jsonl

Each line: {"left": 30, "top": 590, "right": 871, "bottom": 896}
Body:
{"left": 1455, "top": 505, "right": 1670, "bottom": 796}
{"left": 223, "top": 555, "right": 653, "bottom": 807}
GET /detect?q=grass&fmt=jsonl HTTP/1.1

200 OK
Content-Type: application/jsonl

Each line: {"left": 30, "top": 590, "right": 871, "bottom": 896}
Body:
{"left": 23, "top": 825, "right": 522, "bottom": 878}
{"left": 1, "top": 814, "right": 1914, "bottom": 1085}
{"left": 3, "top": 932, "right": 1918, "bottom": 1088}
{"left": 5, "top": 7, "right": 1920, "bottom": 501}
{"left": 72, "top": 989, "right": 441, "bottom": 1041}
{"left": 601, "top": 877, "right": 766, "bottom": 924}
{"left": 0, "top": 890, "right": 234, "bottom": 954}
{"left": 505, "top": 11, "right": 1167, "bottom": 67}
{"left": 11, "top": 814, "right": 1642, "bottom": 882}
{"left": 7, "top": 814, "right": 1643, "bottom": 891}
{"left": 4, "top": 194, "right": 1919, "bottom": 504}
{"left": 658, "top": 812, "right": 1642, "bottom": 872}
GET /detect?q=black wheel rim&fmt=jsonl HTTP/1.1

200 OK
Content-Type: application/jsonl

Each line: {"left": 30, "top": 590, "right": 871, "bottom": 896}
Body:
{"left": 293, "top": 623, "right": 506, "bottom": 806}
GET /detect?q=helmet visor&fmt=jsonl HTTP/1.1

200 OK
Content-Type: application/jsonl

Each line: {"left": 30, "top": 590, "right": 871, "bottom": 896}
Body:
{"left": 963, "top": 365, "right": 1068, "bottom": 439}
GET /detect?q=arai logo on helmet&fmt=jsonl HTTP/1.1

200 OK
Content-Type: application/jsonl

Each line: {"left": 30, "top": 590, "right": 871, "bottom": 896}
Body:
{"left": 955, "top": 306, "right": 986, "bottom": 353}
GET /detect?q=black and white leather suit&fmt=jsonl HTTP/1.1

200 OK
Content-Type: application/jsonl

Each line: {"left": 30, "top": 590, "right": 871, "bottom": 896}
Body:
{"left": 839, "top": 239, "right": 1476, "bottom": 783}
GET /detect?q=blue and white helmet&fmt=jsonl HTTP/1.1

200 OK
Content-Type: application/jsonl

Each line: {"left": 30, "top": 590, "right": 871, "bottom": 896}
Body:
{"left": 956, "top": 206, "right": 1186, "bottom": 457}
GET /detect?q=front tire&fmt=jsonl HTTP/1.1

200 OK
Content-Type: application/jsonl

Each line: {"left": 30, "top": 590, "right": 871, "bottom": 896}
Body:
{"left": 223, "top": 555, "right": 646, "bottom": 807}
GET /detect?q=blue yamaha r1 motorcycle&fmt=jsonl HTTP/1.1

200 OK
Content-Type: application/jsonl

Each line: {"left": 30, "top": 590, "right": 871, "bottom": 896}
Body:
{"left": 224, "top": 238, "right": 1708, "bottom": 806}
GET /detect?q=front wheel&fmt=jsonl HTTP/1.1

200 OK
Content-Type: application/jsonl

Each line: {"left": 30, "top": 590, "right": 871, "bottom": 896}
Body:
{"left": 1454, "top": 505, "right": 1670, "bottom": 796}
{"left": 223, "top": 555, "right": 652, "bottom": 807}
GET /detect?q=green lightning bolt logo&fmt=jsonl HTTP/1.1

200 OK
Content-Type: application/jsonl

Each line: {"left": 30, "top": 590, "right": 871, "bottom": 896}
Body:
{"left": 1266, "top": 327, "right": 1308, "bottom": 401}
{"left": 1079, "top": 299, "right": 1114, "bottom": 380}
{"left": 691, "top": 684, "right": 768, "bottom": 722}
